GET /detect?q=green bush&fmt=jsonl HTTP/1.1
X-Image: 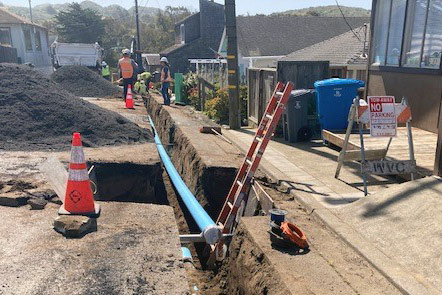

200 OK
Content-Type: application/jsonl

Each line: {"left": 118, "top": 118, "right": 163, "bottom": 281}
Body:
{"left": 204, "top": 85, "right": 248, "bottom": 125}
{"left": 205, "top": 88, "right": 229, "bottom": 123}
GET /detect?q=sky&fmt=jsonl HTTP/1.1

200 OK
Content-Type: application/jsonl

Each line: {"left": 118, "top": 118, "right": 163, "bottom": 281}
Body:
{"left": 8, "top": 0, "right": 372, "bottom": 15}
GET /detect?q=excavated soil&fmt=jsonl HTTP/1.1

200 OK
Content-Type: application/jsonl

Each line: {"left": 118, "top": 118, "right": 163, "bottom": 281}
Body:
{"left": 0, "top": 63, "right": 151, "bottom": 151}
{"left": 51, "top": 65, "right": 121, "bottom": 97}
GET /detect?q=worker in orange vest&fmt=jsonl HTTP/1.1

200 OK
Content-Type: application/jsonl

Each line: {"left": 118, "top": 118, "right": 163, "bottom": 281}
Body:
{"left": 118, "top": 49, "right": 138, "bottom": 100}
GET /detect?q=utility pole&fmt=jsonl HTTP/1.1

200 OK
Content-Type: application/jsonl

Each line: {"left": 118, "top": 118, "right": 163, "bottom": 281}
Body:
{"left": 28, "top": 0, "right": 33, "bottom": 23}
{"left": 225, "top": 0, "right": 240, "bottom": 130}
{"left": 134, "top": 0, "right": 143, "bottom": 71}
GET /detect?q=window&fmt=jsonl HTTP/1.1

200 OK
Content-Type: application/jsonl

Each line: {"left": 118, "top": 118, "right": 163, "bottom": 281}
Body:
{"left": 0, "top": 27, "right": 12, "bottom": 46}
{"left": 23, "top": 28, "right": 32, "bottom": 51}
{"left": 402, "top": 0, "right": 428, "bottom": 67}
{"left": 372, "top": 0, "right": 442, "bottom": 69}
{"left": 372, "top": 0, "right": 392, "bottom": 65}
{"left": 422, "top": 0, "right": 442, "bottom": 68}
{"left": 35, "top": 31, "right": 42, "bottom": 51}
{"left": 386, "top": 0, "right": 407, "bottom": 65}
{"left": 180, "top": 24, "right": 185, "bottom": 44}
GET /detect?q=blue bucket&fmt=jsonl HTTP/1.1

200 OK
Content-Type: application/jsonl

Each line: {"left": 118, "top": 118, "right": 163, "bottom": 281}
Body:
{"left": 269, "top": 208, "right": 288, "bottom": 225}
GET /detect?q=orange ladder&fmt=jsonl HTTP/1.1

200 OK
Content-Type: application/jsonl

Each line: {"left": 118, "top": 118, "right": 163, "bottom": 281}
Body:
{"left": 207, "top": 81, "right": 294, "bottom": 266}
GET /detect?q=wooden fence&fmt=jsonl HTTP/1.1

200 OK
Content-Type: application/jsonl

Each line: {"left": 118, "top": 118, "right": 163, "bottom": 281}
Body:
{"left": 0, "top": 45, "right": 18, "bottom": 63}
{"left": 247, "top": 68, "right": 277, "bottom": 126}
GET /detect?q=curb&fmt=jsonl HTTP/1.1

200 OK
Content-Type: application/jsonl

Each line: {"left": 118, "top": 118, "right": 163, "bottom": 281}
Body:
{"left": 222, "top": 129, "right": 438, "bottom": 295}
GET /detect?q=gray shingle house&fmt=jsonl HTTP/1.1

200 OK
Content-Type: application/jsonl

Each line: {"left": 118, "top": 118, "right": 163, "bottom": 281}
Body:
{"left": 281, "top": 25, "right": 370, "bottom": 81}
{"left": 0, "top": 8, "right": 52, "bottom": 74}
{"left": 161, "top": 0, "right": 225, "bottom": 74}
{"left": 218, "top": 15, "right": 370, "bottom": 80}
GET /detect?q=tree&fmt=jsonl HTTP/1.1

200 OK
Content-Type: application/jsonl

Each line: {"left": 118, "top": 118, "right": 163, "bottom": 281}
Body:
{"left": 54, "top": 3, "right": 105, "bottom": 43}
{"left": 139, "top": 6, "right": 192, "bottom": 53}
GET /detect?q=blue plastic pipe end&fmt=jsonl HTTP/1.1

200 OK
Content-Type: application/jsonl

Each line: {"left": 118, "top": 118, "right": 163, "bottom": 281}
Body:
{"left": 148, "top": 115, "right": 221, "bottom": 245}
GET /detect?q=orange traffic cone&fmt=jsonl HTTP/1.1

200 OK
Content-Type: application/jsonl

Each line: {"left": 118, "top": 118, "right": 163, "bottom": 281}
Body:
{"left": 59, "top": 132, "right": 100, "bottom": 217}
{"left": 126, "top": 84, "right": 134, "bottom": 109}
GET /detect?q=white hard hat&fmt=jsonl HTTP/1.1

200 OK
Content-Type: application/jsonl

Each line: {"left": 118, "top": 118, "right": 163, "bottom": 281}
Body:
{"left": 101, "top": 61, "right": 107, "bottom": 66}
{"left": 122, "top": 49, "right": 130, "bottom": 55}
{"left": 160, "top": 57, "right": 169, "bottom": 63}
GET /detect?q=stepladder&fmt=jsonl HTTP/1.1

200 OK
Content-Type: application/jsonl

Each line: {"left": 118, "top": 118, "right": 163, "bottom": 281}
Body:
{"left": 206, "top": 81, "right": 294, "bottom": 267}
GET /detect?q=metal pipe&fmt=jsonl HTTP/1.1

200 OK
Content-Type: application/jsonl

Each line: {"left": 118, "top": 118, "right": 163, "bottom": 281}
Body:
{"left": 148, "top": 115, "right": 221, "bottom": 245}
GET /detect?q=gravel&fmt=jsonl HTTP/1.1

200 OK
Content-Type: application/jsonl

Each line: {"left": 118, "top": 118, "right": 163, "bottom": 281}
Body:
{"left": 0, "top": 63, "right": 151, "bottom": 151}
{"left": 51, "top": 65, "right": 121, "bottom": 97}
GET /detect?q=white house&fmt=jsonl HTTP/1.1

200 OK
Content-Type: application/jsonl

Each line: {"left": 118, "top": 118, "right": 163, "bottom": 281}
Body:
{"left": 0, "top": 7, "right": 52, "bottom": 74}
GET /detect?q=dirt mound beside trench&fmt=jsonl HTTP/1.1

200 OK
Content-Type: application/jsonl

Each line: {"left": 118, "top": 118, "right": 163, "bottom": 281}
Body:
{"left": 0, "top": 63, "right": 151, "bottom": 151}
{"left": 51, "top": 65, "right": 121, "bottom": 97}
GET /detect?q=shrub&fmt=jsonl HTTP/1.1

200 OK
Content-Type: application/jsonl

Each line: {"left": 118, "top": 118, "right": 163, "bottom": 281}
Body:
{"left": 204, "top": 85, "right": 248, "bottom": 125}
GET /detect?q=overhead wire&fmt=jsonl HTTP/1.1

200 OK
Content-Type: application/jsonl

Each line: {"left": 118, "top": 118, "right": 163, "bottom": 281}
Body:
{"left": 334, "top": 0, "right": 361, "bottom": 42}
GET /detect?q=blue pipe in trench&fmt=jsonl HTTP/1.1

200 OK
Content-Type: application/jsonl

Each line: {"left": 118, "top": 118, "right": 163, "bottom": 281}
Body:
{"left": 148, "top": 115, "right": 221, "bottom": 245}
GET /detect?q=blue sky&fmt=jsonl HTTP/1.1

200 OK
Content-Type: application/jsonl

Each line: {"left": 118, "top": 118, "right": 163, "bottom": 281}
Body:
{"left": 8, "top": 0, "right": 372, "bottom": 15}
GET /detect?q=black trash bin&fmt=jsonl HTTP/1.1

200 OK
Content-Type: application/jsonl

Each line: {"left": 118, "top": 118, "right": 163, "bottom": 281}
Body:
{"left": 282, "top": 89, "right": 315, "bottom": 143}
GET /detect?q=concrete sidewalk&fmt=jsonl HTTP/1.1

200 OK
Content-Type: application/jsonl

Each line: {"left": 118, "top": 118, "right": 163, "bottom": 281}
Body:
{"left": 223, "top": 127, "right": 440, "bottom": 295}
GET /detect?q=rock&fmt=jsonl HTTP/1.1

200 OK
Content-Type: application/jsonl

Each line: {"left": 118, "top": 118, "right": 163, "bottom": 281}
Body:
{"left": 28, "top": 198, "right": 48, "bottom": 210}
{"left": 53, "top": 215, "right": 97, "bottom": 238}
{"left": 0, "top": 191, "right": 29, "bottom": 207}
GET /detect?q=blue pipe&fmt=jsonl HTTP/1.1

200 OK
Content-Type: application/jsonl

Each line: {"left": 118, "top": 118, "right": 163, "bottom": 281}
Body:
{"left": 181, "top": 247, "right": 193, "bottom": 262}
{"left": 148, "top": 115, "right": 220, "bottom": 245}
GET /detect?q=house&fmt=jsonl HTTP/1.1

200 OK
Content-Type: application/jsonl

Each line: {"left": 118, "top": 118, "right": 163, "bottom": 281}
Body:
{"left": 142, "top": 53, "right": 161, "bottom": 73}
{"left": 281, "top": 25, "right": 370, "bottom": 81}
{"left": 218, "top": 15, "right": 370, "bottom": 81}
{"left": 367, "top": 0, "right": 442, "bottom": 174}
{"left": 0, "top": 8, "right": 52, "bottom": 74}
{"left": 160, "top": 0, "right": 225, "bottom": 74}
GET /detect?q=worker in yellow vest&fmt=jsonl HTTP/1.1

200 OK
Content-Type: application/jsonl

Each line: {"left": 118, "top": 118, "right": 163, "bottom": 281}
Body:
{"left": 101, "top": 61, "right": 110, "bottom": 81}
{"left": 118, "top": 49, "right": 138, "bottom": 100}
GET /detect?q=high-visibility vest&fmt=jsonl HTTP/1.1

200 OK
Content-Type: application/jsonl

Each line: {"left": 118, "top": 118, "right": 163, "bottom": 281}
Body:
{"left": 119, "top": 57, "right": 134, "bottom": 79}
{"left": 139, "top": 83, "right": 147, "bottom": 95}
{"left": 101, "top": 65, "right": 110, "bottom": 77}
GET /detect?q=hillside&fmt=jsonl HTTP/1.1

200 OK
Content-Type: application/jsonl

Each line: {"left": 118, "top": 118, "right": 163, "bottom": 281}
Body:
{"left": 0, "top": 0, "right": 160, "bottom": 23}
{"left": 273, "top": 5, "right": 371, "bottom": 17}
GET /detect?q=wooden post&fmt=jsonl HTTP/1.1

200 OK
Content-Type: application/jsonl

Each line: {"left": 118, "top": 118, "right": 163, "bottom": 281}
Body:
{"left": 434, "top": 101, "right": 442, "bottom": 176}
{"left": 225, "top": 0, "right": 240, "bottom": 129}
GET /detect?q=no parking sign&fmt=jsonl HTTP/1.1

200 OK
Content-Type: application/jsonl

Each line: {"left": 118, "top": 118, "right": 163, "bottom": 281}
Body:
{"left": 368, "top": 96, "right": 397, "bottom": 137}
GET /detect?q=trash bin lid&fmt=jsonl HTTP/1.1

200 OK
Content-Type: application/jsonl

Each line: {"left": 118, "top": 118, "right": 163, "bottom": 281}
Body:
{"left": 314, "top": 78, "right": 365, "bottom": 88}
{"left": 290, "top": 89, "right": 314, "bottom": 97}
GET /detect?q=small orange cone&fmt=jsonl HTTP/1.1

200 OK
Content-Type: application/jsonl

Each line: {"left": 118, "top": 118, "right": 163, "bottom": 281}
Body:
{"left": 59, "top": 132, "right": 100, "bottom": 217}
{"left": 126, "top": 84, "right": 134, "bottom": 109}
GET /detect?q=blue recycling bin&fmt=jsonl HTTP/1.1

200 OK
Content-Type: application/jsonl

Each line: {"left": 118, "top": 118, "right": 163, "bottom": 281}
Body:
{"left": 314, "top": 78, "right": 365, "bottom": 130}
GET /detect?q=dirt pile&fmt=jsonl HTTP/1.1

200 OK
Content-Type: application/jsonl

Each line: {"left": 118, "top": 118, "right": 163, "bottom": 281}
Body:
{"left": 0, "top": 63, "right": 151, "bottom": 151}
{"left": 51, "top": 65, "right": 121, "bottom": 97}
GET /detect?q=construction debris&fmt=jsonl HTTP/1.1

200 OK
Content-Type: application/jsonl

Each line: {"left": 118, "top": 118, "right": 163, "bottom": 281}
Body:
{"left": 0, "top": 191, "right": 29, "bottom": 207}
{"left": 51, "top": 65, "right": 121, "bottom": 97}
{"left": 28, "top": 198, "right": 48, "bottom": 210}
{"left": 0, "top": 63, "right": 151, "bottom": 151}
{"left": 53, "top": 215, "right": 97, "bottom": 238}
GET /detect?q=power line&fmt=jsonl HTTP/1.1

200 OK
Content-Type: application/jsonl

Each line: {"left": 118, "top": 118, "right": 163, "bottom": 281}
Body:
{"left": 335, "top": 0, "right": 361, "bottom": 42}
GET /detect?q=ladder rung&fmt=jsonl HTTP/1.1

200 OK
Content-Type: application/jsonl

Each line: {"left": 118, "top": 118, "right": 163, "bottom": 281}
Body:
{"left": 265, "top": 114, "right": 273, "bottom": 120}
{"left": 227, "top": 201, "right": 233, "bottom": 209}
{"left": 218, "top": 221, "right": 224, "bottom": 228}
{"left": 245, "top": 159, "right": 253, "bottom": 166}
{"left": 276, "top": 91, "right": 283, "bottom": 96}
{"left": 255, "top": 136, "right": 263, "bottom": 143}
{"left": 236, "top": 180, "right": 243, "bottom": 187}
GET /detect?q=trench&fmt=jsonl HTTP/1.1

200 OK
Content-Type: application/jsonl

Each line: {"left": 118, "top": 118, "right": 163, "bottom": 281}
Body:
{"left": 84, "top": 96, "right": 280, "bottom": 294}
{"left": 140, "top": 96, "right": 289, "bottom": 295}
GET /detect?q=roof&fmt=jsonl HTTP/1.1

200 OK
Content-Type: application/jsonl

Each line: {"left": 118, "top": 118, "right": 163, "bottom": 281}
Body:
{"left": 142, "top": 54, "right": 161, "bottom": 66}
{"left": 0, "top": 7, "right": 47, "bottom": 30}
{"left": 237, "top": 15, "right": 369, "bottom": 57}
{"left": 161, "top": 43, "right": 187, "bottom": 55}
{"left": 281, "top": 25, "right": 370, "bottom": 66}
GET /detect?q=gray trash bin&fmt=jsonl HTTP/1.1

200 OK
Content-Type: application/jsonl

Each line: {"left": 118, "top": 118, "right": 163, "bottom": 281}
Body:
{"left": 282, "top": 89, "right": 314, "bottom": 143}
